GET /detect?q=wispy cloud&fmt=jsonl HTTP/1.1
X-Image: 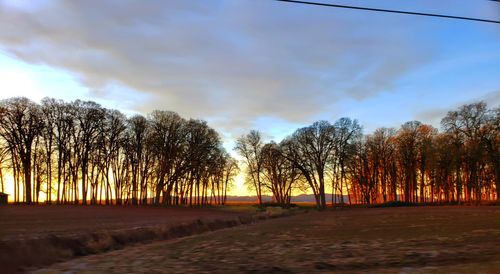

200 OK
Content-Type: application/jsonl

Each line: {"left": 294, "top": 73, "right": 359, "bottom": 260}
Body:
{"left": 0, "top": 0, "right": 498, "bottom": 140}
{"left": 415, "top": 89, "right": 500, "bottom": 128}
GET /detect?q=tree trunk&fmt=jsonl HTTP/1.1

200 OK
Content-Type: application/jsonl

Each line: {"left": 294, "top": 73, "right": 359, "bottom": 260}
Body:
{"left": 23, "top": 158, "right": 32, "bottom": 204}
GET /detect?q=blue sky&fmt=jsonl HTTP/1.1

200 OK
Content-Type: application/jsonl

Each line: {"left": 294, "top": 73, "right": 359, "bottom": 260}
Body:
{"left": 0, "top": 0, "right": 499, "bottom": 194}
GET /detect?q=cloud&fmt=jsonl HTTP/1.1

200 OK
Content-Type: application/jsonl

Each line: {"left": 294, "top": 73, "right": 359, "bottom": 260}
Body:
{"left": 415, "top": 89, "right": 500, "bottom": 128}
{"left": 0, "top": 0, "right": 497, "bottom": 137}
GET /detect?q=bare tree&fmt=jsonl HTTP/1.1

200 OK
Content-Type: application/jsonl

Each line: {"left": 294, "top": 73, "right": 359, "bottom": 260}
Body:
{"left": 396, "top": 121, "right": 421, "bottom": 203}
{"left": 442, "top": 102, "right": 489, "bottom": 203}
{"left": 235, "top": 130, "right": 264, "bottom": 206}
{"left": 416, "top": 124, "right": 437, "bottom": 203}
{"left": 261, "top": 142, "right": 298, "bottom": 207}
{"left": 332, "top": 118, "right": 362, "bottom": 205}
{"left": 222, "top": 155, "right": 239, "bottom": 204}
{"left": 369, "top": 128, "right": 397, "bottom": 202}
{"left": 0, "top": 97, "right": 43, "bottom": 203}
{"left": 71, "top": 100, "right": 106, "bottom": 205}
{"left": 282, "top": 121, "right": 336, "bottom": 209}
{"left": 125, "top": 114, "right": 149, "bottom": 205}
{"left": 482, "top": 107, "right": 499, "bottom": 200}
{"left": 0, "top": 96, "right": 496, "bottom": 206}
{"left": 0, "top": 142, "right": 8, "bottom": 193}
{"left": 149, "top": 110, "right": 187, "bottom": 205}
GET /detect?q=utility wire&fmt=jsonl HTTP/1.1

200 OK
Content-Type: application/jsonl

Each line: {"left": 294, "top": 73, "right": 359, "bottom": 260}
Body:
{"left": 276, "top": 0, "right": 500, "bottom": 24}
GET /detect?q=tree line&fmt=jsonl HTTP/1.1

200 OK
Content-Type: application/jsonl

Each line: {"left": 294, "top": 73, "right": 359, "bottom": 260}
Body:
{"left": 0, "top": 97, "right": 238, "bottom": 205}
{"left": 236, "top": 102, "right": 499, "bottom": 209}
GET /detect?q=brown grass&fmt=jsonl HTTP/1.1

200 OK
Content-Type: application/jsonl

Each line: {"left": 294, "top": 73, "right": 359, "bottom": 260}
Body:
{"left": 0, "top": 205, "right": 252, "bottom": 240}
{"left": 31, "top": 206, "right": 500, "bottom": 274}
{"left": 1, "top": 205, "right": 297, "bottom": 273}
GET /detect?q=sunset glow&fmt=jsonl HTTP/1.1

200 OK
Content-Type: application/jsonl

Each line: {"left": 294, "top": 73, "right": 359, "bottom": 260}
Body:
{"left": 1, "top": 1, "right": 499, "bottom": 199}
{"left": 1, "top": 1, "right": 499, "bottom": 273}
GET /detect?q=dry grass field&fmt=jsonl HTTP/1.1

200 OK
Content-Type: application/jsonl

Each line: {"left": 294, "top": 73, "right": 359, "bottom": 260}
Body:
{"left": 0, "top": 205, "right": 254, "bottom": 240}
{"left": 0, "top": 205, "right": 269, "bottom": 273}
{"left": 28, "top": 206, "right": 500, "bottom": 273}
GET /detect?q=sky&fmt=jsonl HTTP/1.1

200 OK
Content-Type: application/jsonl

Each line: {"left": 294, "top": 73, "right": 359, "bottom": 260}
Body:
{"left": 0, "top": 0, "right": 499, "bottom": 195}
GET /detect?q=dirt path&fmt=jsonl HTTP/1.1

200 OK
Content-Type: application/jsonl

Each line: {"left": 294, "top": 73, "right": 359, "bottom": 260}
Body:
{"left": 31, "top": 206, "right": 500, "bottom": 273}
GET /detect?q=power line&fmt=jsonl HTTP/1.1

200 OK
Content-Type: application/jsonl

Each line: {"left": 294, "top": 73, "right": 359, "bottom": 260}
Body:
{"left": 276, "top": 0, "right": 500, "bottom": 24}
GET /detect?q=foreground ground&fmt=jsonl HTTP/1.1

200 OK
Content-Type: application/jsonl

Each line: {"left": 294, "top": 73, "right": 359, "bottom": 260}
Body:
{"left": 0, "top": 205, "right": 264, "bottom": 273}
{"left": 31, "top": 206, "right": 500, "bottom": 273}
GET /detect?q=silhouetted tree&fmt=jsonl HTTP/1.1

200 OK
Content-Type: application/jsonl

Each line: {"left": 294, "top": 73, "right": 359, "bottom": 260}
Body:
{"left": 261, "top": 142, "right": 298, "bottom": 207}
{"left": 396, "top": 121, "right": 421, "bottom": 202}
{"left": 442, "top": 102, "right": 491, "bottom": 203}
{"left": 125, "top": 114, "right": 150, "bottom": 205}
{"left": 235, "top": 130, "right": 264, "bottom": 206}
{"left": 0, "top": 96, "right": 496, "bottom": 206}
{"left": 282, "top": 121, "right": 336, "bottom": 209}
{"left": 0, "top": 97, "right": 43, "bottom": 203}
{"left": 331, "top": 118, "right": 362, "bottom": 205}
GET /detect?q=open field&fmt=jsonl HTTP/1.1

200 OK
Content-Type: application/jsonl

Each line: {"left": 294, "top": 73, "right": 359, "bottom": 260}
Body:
{"left": 0, "top": 205, "right": 256, "bottom": 240}
{"left": 28, "top": 206, "right": 500, "bottom": 273}
{"left": 1, "top": 205, "right": 283, "bottom": 273}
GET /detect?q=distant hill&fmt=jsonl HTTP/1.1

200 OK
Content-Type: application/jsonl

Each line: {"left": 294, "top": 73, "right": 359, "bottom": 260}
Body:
{"left": 225, "top": 195, "right": 273, "bottom": 203}
{"left": 225, "top": 194, "right": 350, "bottom": 203}
{"left": 292, "top": 194, "right": 350, "bottom": 203}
